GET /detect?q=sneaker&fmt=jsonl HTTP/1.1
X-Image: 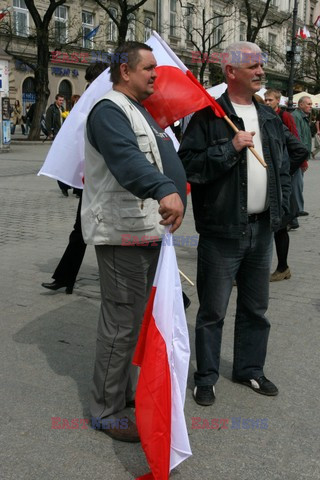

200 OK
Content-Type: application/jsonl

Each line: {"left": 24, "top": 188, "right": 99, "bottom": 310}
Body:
{"left": 193, "top": 385, "right": 216, "bottom": 406}
{"left": 233, "top": 375, "right": 278, "bottom": 396}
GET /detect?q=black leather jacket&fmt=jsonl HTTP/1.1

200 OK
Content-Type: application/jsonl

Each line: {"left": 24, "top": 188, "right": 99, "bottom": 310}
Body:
{"left": 179, "top": 91, "right": 307, "bottom": 238}
{"left": 45, "top": 103, "right": 63, "bottom": 136}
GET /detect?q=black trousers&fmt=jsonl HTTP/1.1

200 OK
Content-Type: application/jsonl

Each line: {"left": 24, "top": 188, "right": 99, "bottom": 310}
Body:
{"left": 53, "top": 194, "right": 86, "bottom": 287}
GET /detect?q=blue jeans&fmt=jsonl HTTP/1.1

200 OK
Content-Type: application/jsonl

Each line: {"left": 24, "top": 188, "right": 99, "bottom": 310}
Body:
{"left": 195, "top": 218, "right": 273, "bottom": 386}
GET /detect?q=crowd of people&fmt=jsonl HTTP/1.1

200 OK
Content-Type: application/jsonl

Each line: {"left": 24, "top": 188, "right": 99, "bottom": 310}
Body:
{"left": 39, "top": 40, "right": 313, "bottom": 443}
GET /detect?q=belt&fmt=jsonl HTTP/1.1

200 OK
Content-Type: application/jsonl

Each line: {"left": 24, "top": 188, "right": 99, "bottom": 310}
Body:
{"left": 248, "top": 209, "right": 269, "bottom": 223}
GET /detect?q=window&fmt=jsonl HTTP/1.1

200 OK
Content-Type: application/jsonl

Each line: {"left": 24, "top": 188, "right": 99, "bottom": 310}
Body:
{"left": 268, "top": 33, "right": 277, "bottom": 54}
{"left": 13, "top": 0, "right": 29, "bottom": 37}
{"left": 55, "top": 6, "right": 68, "bottom": 44}
{"left": 126, "top": 14, "right": 135, "bottom": 41}
{"left": 170, "top": 0, "right": 177, "bottom": 36}
{"left": 82, "top": 11, "right": 94, "bottom": 49}
{"left": 144, "top": 17, "right": 152, "bottom": 42}
{"left": 240, "top": 21, "right": 246, "bottom": 41}
{"left": 107, "top": 8, "right": 118, "bottom": 42}
{"left": 213, "top": 16, "right": 223, "bottom": 45}
{"left": 186, "top": 4, "right": 193, "bottom": 41}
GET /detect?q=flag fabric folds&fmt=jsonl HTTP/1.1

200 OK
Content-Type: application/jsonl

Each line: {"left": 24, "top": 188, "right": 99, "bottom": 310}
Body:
{"left": 133, "top": 231, "right": 191, "bottom": 479}
{"left": 84, "top": 25, "right": 100, "bottom": 40}
{"left": 38, "top": 30, "right": 225, "bottom": 188}
{"left": 296, "top": 26, "right": 311, "bottom": 39}
{"left": 143, "top": 31, "right": 225, "bottom": 128}
{"left": 38, "top": 68, "right": 113, "bottom": 188}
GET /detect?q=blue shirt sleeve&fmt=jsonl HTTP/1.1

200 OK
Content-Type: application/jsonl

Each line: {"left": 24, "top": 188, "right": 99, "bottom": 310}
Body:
{"left": 87, "top": 99, "right": 178, "bottom": 201}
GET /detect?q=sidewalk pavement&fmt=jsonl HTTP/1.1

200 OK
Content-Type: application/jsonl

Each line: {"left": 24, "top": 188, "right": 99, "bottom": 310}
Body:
{"left": 0, "top": 142, "right": 319, "bottom": 480}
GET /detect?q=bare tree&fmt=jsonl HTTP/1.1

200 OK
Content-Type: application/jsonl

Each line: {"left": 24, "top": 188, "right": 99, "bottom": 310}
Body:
{"left": 179, "top": 4, "right": 234, "bottom": 85}
{"left": 301, "top": 30, "right": 320, "bottom": 92}
{"left": 93, "top": 0, "right": 149, "bottom": 46}
{"left": 1, "top": 0, "right": 85, "bottom": 140}
{"left": 240, "top": 0, "right": 291, "bottom": 42}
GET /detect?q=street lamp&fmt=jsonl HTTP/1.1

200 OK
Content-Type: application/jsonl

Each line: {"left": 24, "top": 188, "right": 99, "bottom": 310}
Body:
{"left": 287, "top": 0, "right": 298, "bottom": 112}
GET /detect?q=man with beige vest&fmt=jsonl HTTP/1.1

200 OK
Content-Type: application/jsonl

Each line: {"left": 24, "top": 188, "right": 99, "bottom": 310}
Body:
{"left": 81, "top": 41, "right": 186, "bottom": 442}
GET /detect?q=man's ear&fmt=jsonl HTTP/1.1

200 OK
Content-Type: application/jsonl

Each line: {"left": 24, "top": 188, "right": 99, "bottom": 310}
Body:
{"left": 225, "top": 64, "right": 235, "bottom": 81}
{"left": 119, "top": 63, "right": 130, "bottom": 81}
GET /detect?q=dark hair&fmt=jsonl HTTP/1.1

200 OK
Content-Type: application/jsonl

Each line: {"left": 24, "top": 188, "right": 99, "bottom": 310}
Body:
{"left": 110, "top": 41, "right": 153, "bottom": 84}
{"left": 85, "top": 62, "right": 109, "bottom": 83}
{"left": 71, "top": 94, "right": 80, "bottom": 107}
{"left": 55, "top": 94, "right": 64, "bottom": 100}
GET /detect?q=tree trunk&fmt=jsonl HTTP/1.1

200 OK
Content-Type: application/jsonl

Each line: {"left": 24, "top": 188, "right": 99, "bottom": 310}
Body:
{"left": 28, "top": 28, "right": 50, "bottom": 140}
{"left": 118, "top": 16, "right": 129, "bottom": 46}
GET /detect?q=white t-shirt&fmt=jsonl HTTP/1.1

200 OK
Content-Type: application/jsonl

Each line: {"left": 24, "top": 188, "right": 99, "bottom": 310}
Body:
{"left": 231, "top": 102, "right": 268, "bottom": 214}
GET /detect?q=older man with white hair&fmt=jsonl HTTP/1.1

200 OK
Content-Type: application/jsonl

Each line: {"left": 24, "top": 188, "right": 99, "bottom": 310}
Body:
{"left": 179, "top": 41, "right": 292, "bottom": 406}
{"left": 291, "top": 96, "right": 312, "bottom": 223}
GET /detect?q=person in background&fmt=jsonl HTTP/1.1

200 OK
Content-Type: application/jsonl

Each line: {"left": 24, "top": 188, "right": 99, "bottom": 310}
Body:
{"left": 11, "top": 100, "right": 25, "bottom": 135}
{"left": 291, "top": 96, "right": 311, "bottom": 221}
{"left": 312, "top": 110, "right": 320, "bottom": 159}
{"left": 45, "top": 94, "right": 71, "bottom": 196}
{"left": 264, "top": 89, "right": 308, "bottom": 281}
{"left": 41, "top": 63, "right": 108, "bottom": 295}
{"left": 26, "top": 103, "right": 35, "bottom": 134}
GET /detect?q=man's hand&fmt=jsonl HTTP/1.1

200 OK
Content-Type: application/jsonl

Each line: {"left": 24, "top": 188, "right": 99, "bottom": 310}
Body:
{"left": 301, "top": 161, "right": 308, "bottom": 173}
{"left": 232, "top": 131, "right": 255, "bottom": 152}
{"left": 158, "top": 193, "right": 184, "bottom": 233}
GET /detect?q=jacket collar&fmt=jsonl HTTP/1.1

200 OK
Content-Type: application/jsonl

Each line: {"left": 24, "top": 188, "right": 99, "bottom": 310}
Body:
{"left": 218, "top": 90, "right": 275, "bottom": 122}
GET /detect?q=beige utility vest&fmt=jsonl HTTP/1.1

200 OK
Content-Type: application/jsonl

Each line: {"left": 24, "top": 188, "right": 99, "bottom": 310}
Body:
{"left": 81, "top": 90, "right": 165, "bottom": 245}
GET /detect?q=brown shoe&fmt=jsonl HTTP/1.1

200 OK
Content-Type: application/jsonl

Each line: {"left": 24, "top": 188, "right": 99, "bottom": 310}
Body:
{"left": 270, "top": 268, "right": 291, "bottom": 282}
{"left": 98, "top": 416, "right": 140, "bottom": 443}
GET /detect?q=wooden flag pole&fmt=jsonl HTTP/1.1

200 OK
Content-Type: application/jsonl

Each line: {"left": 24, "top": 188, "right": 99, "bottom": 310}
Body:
{"left": 178, "top": 269, "right": 194, "bottom": 286}
{"left": 223, "top": 115, "right": 267, "bottom": 168}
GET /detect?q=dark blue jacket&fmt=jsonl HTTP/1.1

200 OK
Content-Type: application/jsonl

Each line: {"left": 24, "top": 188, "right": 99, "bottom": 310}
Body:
{"left": 179, "top": 91, "right": 304, "bottom": 238}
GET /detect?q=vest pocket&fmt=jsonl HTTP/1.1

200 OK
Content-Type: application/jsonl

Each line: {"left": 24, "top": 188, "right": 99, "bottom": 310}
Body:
{"left": 112, "top": 193, "right": 157, "bottom": 231}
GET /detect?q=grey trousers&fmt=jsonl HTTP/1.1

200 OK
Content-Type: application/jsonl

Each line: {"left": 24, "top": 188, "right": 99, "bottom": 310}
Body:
{"left": 291, "top": 168, "right": 304, "bottom": 213}
{"left": 90, "top": 245, "right": 160, "bottom": 419}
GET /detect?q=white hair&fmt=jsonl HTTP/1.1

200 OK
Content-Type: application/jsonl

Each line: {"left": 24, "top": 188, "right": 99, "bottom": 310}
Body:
{"left": 221, "top": 41, "right": 264, "bottom": 75}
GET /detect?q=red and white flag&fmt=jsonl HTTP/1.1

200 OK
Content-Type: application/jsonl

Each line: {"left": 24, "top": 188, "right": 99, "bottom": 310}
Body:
{"left": 315, "top": 15, "right": 320, "bottom": 28}
{"left": 143, "top": 31, "right": 224, "bottom": 129}
{"left": 133, "top": 231, "right": 191, "bottom": 479}
{"left": 296, "top": 26, "right": 311, "bottom": 39}
{"left": 38, "top": 31, "right": 225, "bottom": 188}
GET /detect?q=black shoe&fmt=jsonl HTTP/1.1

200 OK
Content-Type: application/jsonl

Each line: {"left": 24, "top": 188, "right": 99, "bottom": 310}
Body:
{"left": 42, "top": 281, "right": 73, "bottom": 294}
{"left": 61, "top": 189, "right": 69, "bottom": 197}
{"left": 298, "top": 211, "right": 309, "bottom": 216}
{"left": 287, "top": 223, "right": 299, "bottom": 231}
{"left": 182, "top": 292, "right": 191, "bottom": 310}
{"left": 233, "top": 375, "right": 278, "bottom": 396}
{"left": 193, "top": 385, "right": 216, "bottom": 406}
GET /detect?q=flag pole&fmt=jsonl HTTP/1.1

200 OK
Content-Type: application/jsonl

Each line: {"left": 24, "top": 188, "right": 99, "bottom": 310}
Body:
{"left": 185, "top": 71, "right": 268, "bottom": 168}
{"left": 222, "top": 115, "right": 267, "bottom": 168}
{"left": 178, "top": 269, "right": 194, "bottom": 286}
